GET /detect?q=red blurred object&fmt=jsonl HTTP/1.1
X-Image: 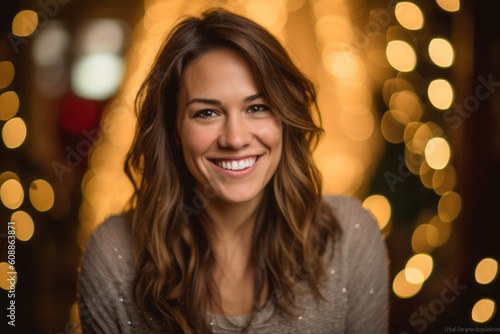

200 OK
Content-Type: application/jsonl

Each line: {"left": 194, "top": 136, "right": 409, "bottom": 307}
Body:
{"left": 59, "top": 94, "right": 97, "bottom": 134}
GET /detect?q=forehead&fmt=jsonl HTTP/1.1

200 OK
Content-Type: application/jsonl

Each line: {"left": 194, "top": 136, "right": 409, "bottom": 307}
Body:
{"left": 180, "top": 48, "right": 259, "bottom": 97}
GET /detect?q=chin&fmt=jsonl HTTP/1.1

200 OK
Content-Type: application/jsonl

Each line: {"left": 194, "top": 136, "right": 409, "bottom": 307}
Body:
{"left": 214, "top": 185, "right": 264, "bottom": 205}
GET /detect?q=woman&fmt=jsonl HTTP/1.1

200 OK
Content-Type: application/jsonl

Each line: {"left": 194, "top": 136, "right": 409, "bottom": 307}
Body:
{"left": 78, "top": 8, "right": 388, "bottom": 334}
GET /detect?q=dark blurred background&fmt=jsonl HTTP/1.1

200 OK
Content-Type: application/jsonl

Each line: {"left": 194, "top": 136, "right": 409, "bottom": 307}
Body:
{"left": 0, "top": 0, "right": 499, "bottom": 333}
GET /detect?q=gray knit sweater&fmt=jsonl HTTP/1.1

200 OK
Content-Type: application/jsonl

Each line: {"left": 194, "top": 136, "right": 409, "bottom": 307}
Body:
{"left": 78, "top": 196, "right": 389, "bottom": 333}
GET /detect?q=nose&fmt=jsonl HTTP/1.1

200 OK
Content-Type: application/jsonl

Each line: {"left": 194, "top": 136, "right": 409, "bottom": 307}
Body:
{"left": 218, "top": 113, "right": 252, "bottom": 149}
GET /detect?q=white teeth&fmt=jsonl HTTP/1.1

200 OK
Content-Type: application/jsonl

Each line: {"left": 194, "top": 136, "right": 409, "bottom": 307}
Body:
{"left": 215, "top": 157, "right": 257, "bottom": 171}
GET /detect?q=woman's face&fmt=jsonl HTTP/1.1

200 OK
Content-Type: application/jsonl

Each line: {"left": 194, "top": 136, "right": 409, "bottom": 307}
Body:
{"left": 177, "top": 48, "right": 282, "bottom": 205}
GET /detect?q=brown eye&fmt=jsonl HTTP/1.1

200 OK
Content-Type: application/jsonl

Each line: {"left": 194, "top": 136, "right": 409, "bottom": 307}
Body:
{"left": 194, "top": 109, "right": 218, "bottom": 118}
{"left": 248, "top": 105, "right": 269, "bottom": 113}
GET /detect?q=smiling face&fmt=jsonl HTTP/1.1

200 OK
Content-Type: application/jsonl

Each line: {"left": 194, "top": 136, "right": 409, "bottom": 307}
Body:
{"left": 176, "top": 48, "right": 282, "bottom": 205}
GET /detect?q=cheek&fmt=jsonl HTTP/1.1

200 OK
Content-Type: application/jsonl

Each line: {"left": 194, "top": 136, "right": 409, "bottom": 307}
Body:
{"left": 257, "top": 119, "right": 283, "bottom": 152}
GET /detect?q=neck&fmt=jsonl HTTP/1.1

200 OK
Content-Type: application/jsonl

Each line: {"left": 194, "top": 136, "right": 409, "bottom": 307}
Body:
{"left": 198, "top": 190, "right": 266, "bottom": 266}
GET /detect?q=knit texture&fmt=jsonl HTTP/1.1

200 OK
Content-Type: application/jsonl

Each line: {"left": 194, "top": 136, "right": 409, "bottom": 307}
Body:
{"left": 78, "top": 196, "right": 389, "bottom": 333}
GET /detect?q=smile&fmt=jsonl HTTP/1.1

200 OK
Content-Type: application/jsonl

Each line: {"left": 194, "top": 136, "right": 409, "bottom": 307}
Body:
{"left": 212, "top": 156, "right": 258, "bottom": 171}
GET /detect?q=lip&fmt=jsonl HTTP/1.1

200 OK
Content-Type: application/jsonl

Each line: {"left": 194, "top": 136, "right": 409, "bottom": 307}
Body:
{"left": 209, "top": 155, "right": 261, "bottom": 177}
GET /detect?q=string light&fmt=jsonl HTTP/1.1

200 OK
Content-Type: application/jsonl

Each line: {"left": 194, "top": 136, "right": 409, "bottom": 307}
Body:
{"left": 0, "top": 61, "right": 15, "bottom": 89}
{"left": 12, "top": 10, "right": 38, "bottom": 37}
{"left": 395, "top": 2, "right": 424, "bottom": 31}
{"left": 471, "top": 299, "right": 496, "bottom": 323}
{"left": 475, "top": 258, "right": 498, "bottom": 285}
{"left": 0, "top": 91, "right": 20, "bottom": 121}
{"left": 427, "top": 79, "right": 454, "bottom": 110}
{"left": 2, "top": 117, "right": 27, "bottom": 149}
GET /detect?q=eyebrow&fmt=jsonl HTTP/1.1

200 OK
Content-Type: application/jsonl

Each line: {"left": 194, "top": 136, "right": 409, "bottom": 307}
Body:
{"left": 185, "top": 93, "right": 262, "bottom": 107}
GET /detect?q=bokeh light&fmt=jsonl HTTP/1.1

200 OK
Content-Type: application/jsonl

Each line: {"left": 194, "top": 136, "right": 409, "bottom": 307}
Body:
{"left": 0, "top": 178, "right": 24, "bottom": 210}
{"left": 386, "top": 40, "right": 417, "bottom": 72}
{"left": 393, "top": 269, "right": 423, "bottom": 298}
{"left": 71, "top": 53, "right": 125, "bottom": 100}
{"left": 471, "top": 299, "right": 496, "bottom": 323}
{"left": 438, "top": 191, "right": 461, "bottom": 222}
{"left": 0, "top": 91, "right": 20, "bottom": 121}
{"left": 381, "top": 111, "right": 405, "bottom": 144}
{"left": 0, "top": 262, "right": 17, "bottom": 291}
{"left": 11, "top": 211, "right": 35, "bottom": 242}
{"left": 428, "top": 79, "right": 454, "bottom": 110}
{"left": 436, "top": 0, "right": 460, "bottom": 12}
{"left": 475, "top": 258, "right": 498, "bottom": 285}
{"left": 2, "top": 117, "right": 27, "bottom": 149}
{"left": 12, "top": 10, "right": 38, "bottom": 37}
{"left": 428, "top": 215, "right": 452, "bottom": 247}
{"left": 0, "top": 61, "right": 15, "bottom": 89}
{"left": 412, "top": 223, "right": 439, "bottom": 253}
{"left": 395, "top": 2, "right": 424, "bottom": 30}
{"left": 429, "top": 38, "right": 454, "bottom": 68}
{"left": 29, "top": 179, "right": 55, "bottom": 212}
{"left": 362, "top": 195, "right": 392, "bottom": 229}
{"left": 425, "top": 137, "right": 451, "bottom": 170}
{"left": 406, "top": 253, "right": 433, "bottom": 281}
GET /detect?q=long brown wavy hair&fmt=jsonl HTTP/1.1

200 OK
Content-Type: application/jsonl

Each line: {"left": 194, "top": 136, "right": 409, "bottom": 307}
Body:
{"left": 124, "top": 8, "right": 339, "bottom": 334}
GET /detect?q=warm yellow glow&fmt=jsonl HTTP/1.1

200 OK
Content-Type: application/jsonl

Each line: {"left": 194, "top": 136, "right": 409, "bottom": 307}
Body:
{"left": 425, "top": 137, "right": 451, "bottom": 170}
{"left": 412, "top": 224, "right": 438, "bottom": 253}
{"left": 12, "top": 10, "right": 38, "bottom": 37}
{"left": 395, "top": 2, "right": 424, "bottom": 30}
{"left": 286, "top": 0, "right": 306, "bottom": 12}
{"left": 420, "top": 164, "right": 435, "bottom": 190}
{"left": 337, "top": 81, "right": 372, "bottom": 112}
{"left": 436, "top": 0, "right": 460, "bottom": 12}
{"left": 0, "top": 61, "right": 15, "bottom": 89}
{"left": 362, "top": 195, "right": 391, "bottom": 229}
{"left": 2, "top": 117, "right": 27, "bottom": 149}
{"left": 429, "top": 38, "right": 454, "bottom": 68}
{"left": 434, "top": 165, "right": 457, "bottom": 195}
{"left": 11, "top": 211, "right": 34, "bottom": 242}
{"left": 386, "top": 40, "right": 417, "bottom": 72}
{"left": 475, "top": 258, "right": 498, "bottom": 285}
{"left": 438, "top": 191, "right": 461, "bottom": 222}
{"left": 472, "top": 299, "right": 496, "bottom": 323}
{"left": 405, "top": 150, "right": 424, "bottom": 175}
{"left": 405, "top": 267, "right": 425, "bottom": 284}
{"left": 315, "top": 16, "right": 352, "bottom": 45}
{"left": 428, "top": 215, "right": 452, "bottom": 247}
{"left": 29, "top": 179, "right": 55, "bottom": 212}
{"left": 323, "top": 51, "right": 359, "bottom": 79}
{"left": 406, "top": 253, "right": 433, "bottom": 281}
{"left": 319, "top": 154, "right": 364, "bottom": 195}
{"left": 0, "top": 171, "right": 20, "bottom": 186}
{"left": 390, "top": 90, "right": 423, "bottom": 124}
{"left": 428, "top": 79, "right": 454, "bottom": 110}
{"left": 0, "top": 179, "right": 24, "bottom": 209}
{"left": 245, "top": 0, "right": 287, "bottom": 31}
{"left": 408, "top": 123, "right": 432, "bottom": 154}
{"left": 340, "top": 110, "right": 374, "bottom": 141}
{"left": 381, "top": 111, "right": 405, "bottom": 144}
{"left": 0, "top": 91, "right": 20, "bottom": 121}
{"left": 0, "top": 262, "right": 16, "bottom": 291}
{"left": 393, "top": 269, "right": 423, "bottom": 298}
{"left": 69, "top": 301, "right": 80, "bottom": 326}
